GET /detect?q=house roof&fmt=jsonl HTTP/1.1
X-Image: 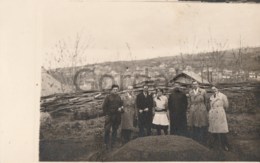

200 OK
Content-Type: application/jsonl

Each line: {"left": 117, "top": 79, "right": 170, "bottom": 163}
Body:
{"left": 171, "top": 71, "right": 210, "bottom": 84}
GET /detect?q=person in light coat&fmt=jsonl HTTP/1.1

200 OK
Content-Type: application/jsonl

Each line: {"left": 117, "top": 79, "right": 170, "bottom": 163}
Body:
{"left": 120, "top": 86, "right": 136, "bottom": 144}
{"left": 208, "top": 86, "right": 230, "bottom": 151}
{"left": 188, "top": 81, "right": 208, "bottom": 143}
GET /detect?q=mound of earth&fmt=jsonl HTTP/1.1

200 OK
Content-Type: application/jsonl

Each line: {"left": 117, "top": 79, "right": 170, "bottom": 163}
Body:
{"left": 106, "top": 135, "right": 218, "bottom": 161}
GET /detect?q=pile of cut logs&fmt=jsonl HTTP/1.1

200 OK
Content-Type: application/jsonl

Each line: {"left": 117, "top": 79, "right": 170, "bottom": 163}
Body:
{"left": 41, "top": 81, "right": 260, "bottom": 120}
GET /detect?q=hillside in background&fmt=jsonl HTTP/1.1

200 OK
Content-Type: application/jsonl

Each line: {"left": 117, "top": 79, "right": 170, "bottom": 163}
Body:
{"left": 49, "top": 46, "right": 260, "bottom": 71}
{"left": 46, "top": 46, "right": 260, "bottom": 85}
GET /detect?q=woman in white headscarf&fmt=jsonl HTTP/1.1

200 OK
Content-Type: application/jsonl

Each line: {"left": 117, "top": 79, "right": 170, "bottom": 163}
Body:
{"left": 208, "top": 86, "right": 230, "bottom": 151}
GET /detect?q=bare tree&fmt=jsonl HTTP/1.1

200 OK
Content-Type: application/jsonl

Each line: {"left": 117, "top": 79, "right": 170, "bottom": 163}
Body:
{"left": 231, "top": 39, "right": 249, "bottom": 81}
{"left": 44, "top": 33, "right": 93, "bottom": 93}
{"left": 207, "top": 38, "right": 228, "bottom": 73}
{"left": 197, "top": 53, "right": 207, "bottom": 82}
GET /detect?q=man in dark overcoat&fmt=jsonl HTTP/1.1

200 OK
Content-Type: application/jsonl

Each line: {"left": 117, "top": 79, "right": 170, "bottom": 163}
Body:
{"left": 136, "top": 85, "right": 154, "bottom": 137}
{"left": 168, "top": 83, "right": 188, "bottom": 136}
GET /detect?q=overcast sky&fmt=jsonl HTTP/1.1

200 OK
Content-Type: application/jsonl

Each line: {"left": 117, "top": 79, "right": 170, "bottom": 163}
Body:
{"left": 41, "top": 1, "right": 260, "bottom": 69}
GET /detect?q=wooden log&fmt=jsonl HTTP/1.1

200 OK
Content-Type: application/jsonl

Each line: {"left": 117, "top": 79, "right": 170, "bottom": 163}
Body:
{"left": 41, "top": 81, "right": 260, "bottom": 116}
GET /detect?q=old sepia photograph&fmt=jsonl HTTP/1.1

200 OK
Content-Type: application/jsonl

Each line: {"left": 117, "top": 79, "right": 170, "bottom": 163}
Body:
{"left": 39, "top": 0, "right": 260, "bottom": 161}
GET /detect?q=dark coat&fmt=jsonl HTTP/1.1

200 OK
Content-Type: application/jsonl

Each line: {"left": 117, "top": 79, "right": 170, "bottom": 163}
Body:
{"left": 102, "top": 93, "right": 124, "bottom": 132}
{"left": 136, "top": 92, "right": 154, "bottom": 126}
{"left": 102, "top": 93, "right": 123, "bottom": 116}
{"left": 168, "top": 89, "right": 188, "bottom": 130}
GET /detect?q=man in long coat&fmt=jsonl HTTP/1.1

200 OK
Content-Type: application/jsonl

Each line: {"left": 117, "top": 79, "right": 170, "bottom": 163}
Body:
{"left": 188, "top": 81, "right": 208, "bottom": 143}
{"left": 136, "top": 85, "right": 154, "bottom": 137}
{"left": 168, "top": 83, "right": 188, "bottom": 136}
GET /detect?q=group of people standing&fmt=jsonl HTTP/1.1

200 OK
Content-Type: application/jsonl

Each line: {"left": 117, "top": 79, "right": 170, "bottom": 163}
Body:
{"left": 102, "top": 81, "right": 230, "bottom": 151}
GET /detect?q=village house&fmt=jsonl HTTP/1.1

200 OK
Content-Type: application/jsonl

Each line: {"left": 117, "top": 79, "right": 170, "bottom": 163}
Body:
{"left": 134, "top": 66, "right": 146, "bottom": 75}
{"left": 249, "top": 71, "right": 258, "bottom": 79}
{"left": 212, "top": 70, "right": 223, "bottom": 82}
{"left": 170, "top": 71, "right": 210, "bottom": 85}
{"left": 223, "top": 69, "right": 233, "bottom": 78}
{"left": 159, "top": 63, "right": 167, "bottom": 69}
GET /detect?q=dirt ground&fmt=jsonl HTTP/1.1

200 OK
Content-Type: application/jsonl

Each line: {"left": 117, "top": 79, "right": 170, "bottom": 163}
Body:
{"left": 40, "top": 110, "right": 260, "bottom": 161}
